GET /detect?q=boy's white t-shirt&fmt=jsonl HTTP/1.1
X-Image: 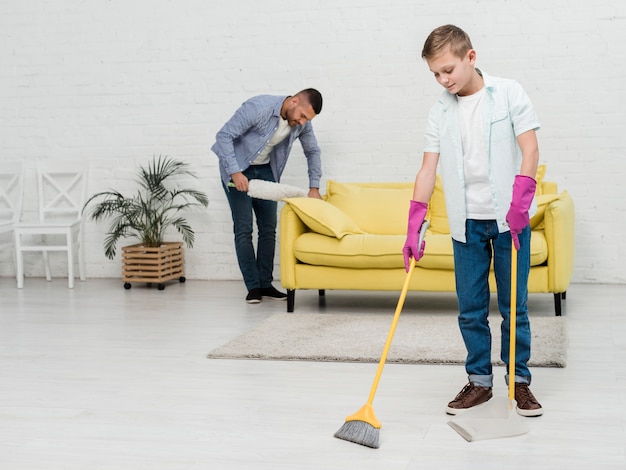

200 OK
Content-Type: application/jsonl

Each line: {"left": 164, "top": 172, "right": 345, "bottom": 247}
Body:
{"left": 252, "top": 117, "right": 291, "bottom": 165}
{"left": 457, "top": 87, "right": 496, "bottom": 219}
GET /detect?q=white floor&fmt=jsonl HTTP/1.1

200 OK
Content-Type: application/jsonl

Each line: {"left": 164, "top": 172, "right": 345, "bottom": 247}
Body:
{"left": 0, "top": 278, "right": 625, "bottom": 470}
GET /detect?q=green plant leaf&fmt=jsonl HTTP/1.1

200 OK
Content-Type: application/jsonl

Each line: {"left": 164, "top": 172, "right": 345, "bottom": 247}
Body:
{"left": 83, "top": 155, "right": 209, "bottom": 259}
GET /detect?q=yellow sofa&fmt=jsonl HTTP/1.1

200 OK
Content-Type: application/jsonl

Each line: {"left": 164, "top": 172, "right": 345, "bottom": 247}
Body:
{"left": 279, "top": 166, "right": 574, "bottom": 315}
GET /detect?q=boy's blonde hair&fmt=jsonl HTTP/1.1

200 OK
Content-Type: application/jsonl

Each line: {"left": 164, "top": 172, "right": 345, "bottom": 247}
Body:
{"left": 422, "top": 25, "right": 473, "bottom": 61}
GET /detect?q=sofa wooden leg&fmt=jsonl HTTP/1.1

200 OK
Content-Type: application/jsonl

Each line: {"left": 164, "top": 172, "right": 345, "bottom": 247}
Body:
{"left": 287, "top": 289, "right": 295, "bottom": 313}
{"left": 318, "top": 289, "right": 325, "bottom": 296}
{"left": 553, "top": 293, "right": 563, "bottom": 316}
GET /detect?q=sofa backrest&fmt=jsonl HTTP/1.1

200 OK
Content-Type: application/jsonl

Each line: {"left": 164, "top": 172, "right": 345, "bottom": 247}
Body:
{"left": 427, "top": 175, "right": 450, "bottom": 235}
{"left": 324, "top": 165, "right": 551, "bottom": 236}
{"left": 325, "top": 179, "right": 450, "bottom": 235}
{"left": 325, "top": 180, "right": 412, "bottom": 235}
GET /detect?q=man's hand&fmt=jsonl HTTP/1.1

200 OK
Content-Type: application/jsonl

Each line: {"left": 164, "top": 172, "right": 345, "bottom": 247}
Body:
{"left": 308, "top": 187, "right": 322, "bottom": 199}
{"left": 230, "top": 172, "right": 248, "bottom": 192}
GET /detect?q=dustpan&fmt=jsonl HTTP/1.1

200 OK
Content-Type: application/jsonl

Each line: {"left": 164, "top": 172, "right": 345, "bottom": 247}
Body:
{"left": 447, "top": 240, "right": 529, "bottom": 442}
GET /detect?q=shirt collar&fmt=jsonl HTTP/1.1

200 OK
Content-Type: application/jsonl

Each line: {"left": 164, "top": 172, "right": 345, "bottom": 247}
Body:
{"left": 273, "top": 96, "right": 287, "bottom": 118}
{"left": 476, "top": 69, "right": 495, "bottom": 91}
{"left": 439, "top": 68, "right": 493, "bottom": 107}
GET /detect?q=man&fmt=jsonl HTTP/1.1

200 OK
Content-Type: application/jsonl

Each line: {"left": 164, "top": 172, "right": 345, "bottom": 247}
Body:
{"left": 212, "top": 88, "right": 323, "bottom": 303}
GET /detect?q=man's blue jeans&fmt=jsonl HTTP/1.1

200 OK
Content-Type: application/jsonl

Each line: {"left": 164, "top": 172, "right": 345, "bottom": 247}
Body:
{"left": 222, "top": 164, "right": 277, "bottom": 292}
{"left": 452, "top": 220, "right": 532, "bottom": 388}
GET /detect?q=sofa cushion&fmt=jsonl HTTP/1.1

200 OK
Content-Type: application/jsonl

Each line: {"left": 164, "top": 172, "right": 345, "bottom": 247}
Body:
{"left": 415, "top": 234, "right": 455, "bottom": 269}
{"left": 293, "top": 230, "right": 549, "bottom": 270}
{"left": 326, "top": 180, "right": 413, "bottom": 235}
{"left": 529, "top": 230, "right": 549, "bottom": 266}
{"left": 284, "top": 197, "right": 365, "bottom": 239}
{"left": 294, "top": 232, "right": 405, "bottom": 268}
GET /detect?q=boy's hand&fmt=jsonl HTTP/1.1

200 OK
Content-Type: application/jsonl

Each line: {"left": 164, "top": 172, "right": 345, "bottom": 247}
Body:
{"left": 402, "top": 200, "right": 428, "bottom": 271}
{"left": 506, "top": 175, "right": 537, "bottom": 250}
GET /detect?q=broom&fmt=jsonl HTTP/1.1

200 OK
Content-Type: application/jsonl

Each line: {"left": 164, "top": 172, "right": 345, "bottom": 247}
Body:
{"left": 334, "top": 220, "right": 429, "bottom": 448}
{"left": 228, "top": 179, "right": 307, "bottom": 201}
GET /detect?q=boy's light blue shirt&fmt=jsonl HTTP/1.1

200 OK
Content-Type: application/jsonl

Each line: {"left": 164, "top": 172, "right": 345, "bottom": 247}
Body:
{"left": 424, "top": 70, "right": 540, "bottom": 242}
{"left": 212, "top": 95, "right": 322, "bottom": 188}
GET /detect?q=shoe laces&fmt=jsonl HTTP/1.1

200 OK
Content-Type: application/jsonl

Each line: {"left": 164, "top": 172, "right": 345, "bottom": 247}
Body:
{"left": 515, "top": 384, "right": 539, "bottom": 405}
{"left": 454, "top": 382, "right": 477, "bottom": 400}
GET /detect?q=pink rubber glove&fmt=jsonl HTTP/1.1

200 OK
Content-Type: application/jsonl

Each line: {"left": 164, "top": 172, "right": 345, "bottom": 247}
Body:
{"left": 402, "top": 200, "right": 428, "bottom": 272}
{"left": 506, "top": 175, "right": 537, "bottom": 250}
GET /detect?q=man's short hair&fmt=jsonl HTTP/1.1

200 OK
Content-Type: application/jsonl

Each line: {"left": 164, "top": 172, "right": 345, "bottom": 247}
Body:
{"left": 422, "top": 25, "right": 473, "bottom": 61}
{"left": 297, "top": 88, "right": 323, "bottom": 115}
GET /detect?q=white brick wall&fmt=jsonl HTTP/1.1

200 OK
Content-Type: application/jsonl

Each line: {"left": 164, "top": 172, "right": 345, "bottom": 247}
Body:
{"left": 1, "top": 0, "right": 625, "bottom": 284}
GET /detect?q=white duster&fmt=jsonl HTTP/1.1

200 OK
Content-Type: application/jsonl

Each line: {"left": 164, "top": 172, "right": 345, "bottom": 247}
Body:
{"left": 229, "top": 179, "right": 307, "bottom": 201}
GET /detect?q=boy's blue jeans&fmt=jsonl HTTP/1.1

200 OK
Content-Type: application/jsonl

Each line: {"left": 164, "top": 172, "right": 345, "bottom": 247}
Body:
{"left": 452, "top": 220, "right": 532, "bottom": 388}
{"left": 222, "top": 164, "right": 277, "bottom": 292}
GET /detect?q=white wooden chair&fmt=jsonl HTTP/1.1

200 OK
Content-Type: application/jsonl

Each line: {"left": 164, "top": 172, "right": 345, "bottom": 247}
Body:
{"left": 14, "top": 161, "right": 88, "bottom": 288}
{"left": 0, "top": 161, "right": 25, "bottom": 277}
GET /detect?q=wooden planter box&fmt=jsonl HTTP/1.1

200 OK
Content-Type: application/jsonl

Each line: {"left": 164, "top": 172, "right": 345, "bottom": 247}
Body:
{"left": 121, "top": 242, "right": 185, "bottom": 290}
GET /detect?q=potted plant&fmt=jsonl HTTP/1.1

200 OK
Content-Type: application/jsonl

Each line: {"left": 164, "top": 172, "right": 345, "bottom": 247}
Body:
{"left": 83, "top": 155, "right": 209, "bottom": 290}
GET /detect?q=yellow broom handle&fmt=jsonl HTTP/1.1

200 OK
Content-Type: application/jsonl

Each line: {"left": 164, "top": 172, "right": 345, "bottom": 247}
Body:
{"left": 509, "top": 240, "right": 517, "bottom": 402}
{"left": 366, "top": 259, "right": 415, "bottom": 405}
{"left": 365, "top": 220, "right": 429, "bottom": 405}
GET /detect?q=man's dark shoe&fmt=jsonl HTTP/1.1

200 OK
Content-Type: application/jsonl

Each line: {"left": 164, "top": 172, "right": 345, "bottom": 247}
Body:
{"left": 446, "top": 382, "right": 493, "bottom": 415}
{"left": 261, "top": 286, "right": 287, "bottom": 301}
{"left": 515, "top": 383, "right": 543, "bottom": 417}
{"left": 246, "top": 288, "right": 262, "bottom": 304}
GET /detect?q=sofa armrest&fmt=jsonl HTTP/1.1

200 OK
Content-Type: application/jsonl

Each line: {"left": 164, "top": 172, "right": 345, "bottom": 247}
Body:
{"left": 543, "top": 191, "right": 575, "bottom": 293}
{"left": 279, "top": 204, "right": 308, "bottom": 289}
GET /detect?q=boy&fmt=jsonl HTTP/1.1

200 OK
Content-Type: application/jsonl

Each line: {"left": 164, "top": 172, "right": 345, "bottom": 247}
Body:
{"left": 403, "top": 25, "right": 542, "bottom": 416}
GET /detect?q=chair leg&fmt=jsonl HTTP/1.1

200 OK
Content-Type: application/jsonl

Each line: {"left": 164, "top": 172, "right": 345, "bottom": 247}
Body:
{"left": 77, "top": 228, "right": 86, "bottom": 282}
{"left": 67, "top": 236, "right": 74, "bottom": 289}
{"left": 15, "top": 233, "right": 24, "bottom": 289}
{"left": 287, "top": 289, "right": 295, "bottom": 313}
{"left": 78, "top": 240, "right": 86, "bottom": 282}
{"left": 42, "top": 251, "right": 52, "bottom": 282}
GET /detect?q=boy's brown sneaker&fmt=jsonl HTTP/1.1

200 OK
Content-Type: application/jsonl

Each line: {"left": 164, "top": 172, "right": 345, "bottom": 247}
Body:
{"left": 446, "top": 382, "right": 493, "bottom": 415}
{"left": 515, "top": 383, "right": 543, "bottom": 417}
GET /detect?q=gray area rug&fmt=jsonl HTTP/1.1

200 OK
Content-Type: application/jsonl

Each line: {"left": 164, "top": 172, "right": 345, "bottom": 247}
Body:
{"left": 207, "top": 313, "right": 568, "bottom": 367}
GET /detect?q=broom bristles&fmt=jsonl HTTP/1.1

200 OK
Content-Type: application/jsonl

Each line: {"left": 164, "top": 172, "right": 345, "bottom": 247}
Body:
{"left": 334, "top": 420, "right": 380, "bottom": 449}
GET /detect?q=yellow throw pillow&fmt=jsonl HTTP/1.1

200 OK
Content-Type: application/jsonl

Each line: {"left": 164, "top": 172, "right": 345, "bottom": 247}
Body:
{"left": 284, "top": 197, "right": 365, "bottom": 239}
